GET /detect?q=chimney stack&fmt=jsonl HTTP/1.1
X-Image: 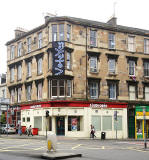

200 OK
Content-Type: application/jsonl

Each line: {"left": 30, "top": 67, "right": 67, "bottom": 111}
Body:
{"left": 15, "top": 27, "right": 27, "bottom": 38}
{"left": 107, "top": 16, "right": 117, "bottom": 27}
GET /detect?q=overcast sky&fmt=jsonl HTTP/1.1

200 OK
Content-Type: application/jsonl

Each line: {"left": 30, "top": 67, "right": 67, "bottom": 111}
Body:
{"left": 0, "top": 0, "right": 149, "bottom": 74}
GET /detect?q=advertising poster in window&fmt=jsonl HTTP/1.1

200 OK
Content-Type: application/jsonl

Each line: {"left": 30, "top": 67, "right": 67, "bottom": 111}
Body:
{"left": 52, "top": 41, "right": 65, "bottom": 75}
{"left": 71, "top": 118, "right": 77, "bottom": 131}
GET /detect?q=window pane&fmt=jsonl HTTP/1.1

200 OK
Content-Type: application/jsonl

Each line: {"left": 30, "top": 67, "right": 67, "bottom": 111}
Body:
{"left": 34, "top": 117, "right": 42, "bottom": 131}
{"left": 102, "top": 116, "right": 112, "bottom": 131}
{"left": 59, "top": 24, "right": 64, "bottom": 41}
{"left": 91, "top": 116, "right": 101, "bottom": 131}
{"left": 109, "top": 59, "right": 115, "bottom": 73}
{"left": 109, "top": 83, "right": 116, "bottom": 99}
{"left": 145, "top": 86, "right": 149, "bottom": 101}
{"left": 59, "top": 80, "right": 64, "bottom": 96}
{"left": 114, "top": 116, "right": 122, "bottom": 130}
{"left": 129, "top": 85, "right": 136, "bottom": 100}
{"left": 52, "top": 24, "right": 57, "bottom": 41}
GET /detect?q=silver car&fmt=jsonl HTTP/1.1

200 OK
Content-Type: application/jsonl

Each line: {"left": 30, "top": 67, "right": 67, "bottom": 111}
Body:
{"left": 1, "top": 124, "right": 16, "bottom": 134}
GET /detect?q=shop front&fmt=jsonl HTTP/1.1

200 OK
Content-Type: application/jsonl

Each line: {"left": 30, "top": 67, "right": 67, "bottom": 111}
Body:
{"left": 135, "top": 105, "right": 149, "bottom": 139}
{"left": 21, "top": 101, "right": 127, "bottom": 139}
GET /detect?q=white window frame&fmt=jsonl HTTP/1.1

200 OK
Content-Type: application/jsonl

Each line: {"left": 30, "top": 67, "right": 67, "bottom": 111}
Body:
{"left": 66, "top": 80, "right": 71, "bottom": 97}
{"left": 128, "top": 36, "right": 135, "bottom": 52}
{"left": 129, "top": 85, "right": 136, "bottom": 100}
{"left": 145, "top": 86, "right": 149, "bottom": 101}
{"left": 37, "top": 58, "right": 42, "bottom": 75}
{"left": 59, "top": 24, "right": 64, "bottom": 41}
{"left": 17, "top": 42, "right": 22, "bottom": 57}
{"left": 90, "top": 56, "right": 97, "bottom": 73}
{"left": 108, "top": 59, "right": 116, "bottom": 73}
{"left": 129, "top": 60, "right": 135, "bottom": 76}
{"left": 27, "top": 61, "right": 32, "bottom": 77}
{"left": 109, "top": 33, "right": 115, "bottom": 49}
{"left": 52, "top": 24, "right": 57, "bottom": 41}
{"left": 37, "top": 83, "right": 42, "bottom": 100}
{"left": 66, "top": 51, "right": 71, "bottom": 70}
{"left": 51, "top": 79, "right": 72, "bottom": 98}
{"left": 90, "top": 30, "right": 97, "bottom": 47}
{"left": 10, "top": 89, "right": 15, "bottom": 103}
{"left": 10, "top": 67, "right": 14, "bottom": 82}
{"left": 27, "top": 37, "right": 31, "bottom": 53}
{"left": 26, "top": 85, "right": 31, "bottom": 101}
{"left": 17, "top": 65, "right": 22, "bottom": 80}
{"left": 109, "top": 83, "right": 116, "bottom": 100}
{"left": 38, "top": 32, "right": 42, "bottom": 48}
{"left": 144, "top": 39, "right": 149, "bottom": 54}
{"left": 144, "top": 62, "right": 149, "bottom": 77}
{"left": 67, "top": 24, "right": 71, "bottom": 42}
{"left": 89, "top": 81, "right": 98, "bottom": 99}
{"left": 17, "top": 87, "right": 21, "bottom": 102}
{"left": 10, "top": 45, "right": 15, "bottom": 60}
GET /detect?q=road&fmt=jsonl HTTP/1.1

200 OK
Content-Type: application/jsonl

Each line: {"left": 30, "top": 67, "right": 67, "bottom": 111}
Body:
{"left": 0, "top": 136, "right": 149, "bottom": 160}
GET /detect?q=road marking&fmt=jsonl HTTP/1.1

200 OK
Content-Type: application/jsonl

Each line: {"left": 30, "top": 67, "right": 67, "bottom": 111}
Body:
{"left": 101, "top": 146, "right": 105, "bottom": 149}
{"left": 72, "top": 144, "right": 82, "bottom": 150}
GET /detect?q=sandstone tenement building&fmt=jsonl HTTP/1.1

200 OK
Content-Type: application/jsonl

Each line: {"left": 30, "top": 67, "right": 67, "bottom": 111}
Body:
{"left": 6, "top": 16, "right": 149, "bottom": 139}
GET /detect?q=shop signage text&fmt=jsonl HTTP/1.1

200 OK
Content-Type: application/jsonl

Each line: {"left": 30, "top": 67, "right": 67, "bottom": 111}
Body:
{"left": 30, "top": 105, "right": 42, "bottom": 109}
{"left": 90, "top": 104, "right": 107, "bottom": 108}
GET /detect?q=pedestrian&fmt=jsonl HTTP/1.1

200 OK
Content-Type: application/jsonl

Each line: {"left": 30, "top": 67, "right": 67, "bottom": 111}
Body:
{"left": 28, "top": 125, "right": 33, "bottom": 136}
{"left": 18, "top": 124, "right": 22, "bottom": 136}
{"left": 91, "top": 125, "right": 96, "bottom": 139}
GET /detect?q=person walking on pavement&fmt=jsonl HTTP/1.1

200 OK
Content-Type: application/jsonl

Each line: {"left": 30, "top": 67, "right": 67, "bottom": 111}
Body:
{"left": 28, "top": 125, "right": 33, "bottom": 136}
{"left": 18, "top": 124, "right": 22, "bottom": 136}
{"left": 91, "top": 125, "right": 96, "bottom": 139}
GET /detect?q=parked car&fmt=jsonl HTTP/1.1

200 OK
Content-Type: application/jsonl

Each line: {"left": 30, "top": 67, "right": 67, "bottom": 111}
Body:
{"left": 1, "top": 124, "right": 16, "bottom": 134}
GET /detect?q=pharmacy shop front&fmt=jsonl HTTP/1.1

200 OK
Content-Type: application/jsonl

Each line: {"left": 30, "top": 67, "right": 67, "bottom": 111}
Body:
{"left": 21, "top": 101, "right": 128, "bottom": 139}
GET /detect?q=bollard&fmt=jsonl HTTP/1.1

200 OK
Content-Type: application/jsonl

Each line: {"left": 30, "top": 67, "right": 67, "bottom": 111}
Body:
{"left": 47, "top": 132, "right": 57, "bottom": 152}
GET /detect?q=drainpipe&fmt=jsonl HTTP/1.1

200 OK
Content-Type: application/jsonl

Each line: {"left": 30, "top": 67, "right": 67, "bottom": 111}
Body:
{"left": 85, "top": 26, "right": 88, "bottom": 100}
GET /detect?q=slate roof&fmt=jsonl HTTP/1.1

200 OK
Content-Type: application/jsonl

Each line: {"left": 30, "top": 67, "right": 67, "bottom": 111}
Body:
{"left": 6, "top": 16, "right": 149, "bottom": 45}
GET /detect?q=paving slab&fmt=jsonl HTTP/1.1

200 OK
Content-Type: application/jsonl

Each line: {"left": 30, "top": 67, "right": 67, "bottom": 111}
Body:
{"left": 41, "top": 151, "right": 82, "bottom": 160}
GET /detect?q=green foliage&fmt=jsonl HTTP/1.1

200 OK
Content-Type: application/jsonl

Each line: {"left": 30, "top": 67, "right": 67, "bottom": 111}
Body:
{"left": 1, "top": 113, "right": 6, "bottom": 124}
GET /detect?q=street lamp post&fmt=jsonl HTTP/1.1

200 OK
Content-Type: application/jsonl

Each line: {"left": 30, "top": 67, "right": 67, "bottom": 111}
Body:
{"left": 143, "top": 107, "right": 147, "bottom": 149}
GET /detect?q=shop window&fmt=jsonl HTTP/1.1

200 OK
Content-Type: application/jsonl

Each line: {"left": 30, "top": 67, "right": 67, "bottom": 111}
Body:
{"left": 102, "top": 116, "right": 112, "bottom": 131}
{"left": 27, "top": 117, "right": 30, "bottom": 122}
{"left": 34, "top": 116, "right": 42, "bottom": 131}
{"left": 136, "top": 120, "right": 143, "bottom": 137}
{"left": 114, "top": 116, "right": 122, "bottom": 130}
{"left": 22, "top": 117, "right": 25, "bottom": 122}
{"left": 68, "top": 116, "right": 82, "bottom": 131}
{"left": 91, "top": 116, "right": 101, "bottom": 131}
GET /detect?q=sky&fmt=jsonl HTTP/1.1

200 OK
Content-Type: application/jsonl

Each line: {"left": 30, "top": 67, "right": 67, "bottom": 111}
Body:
{"left": 0, "top": 0, "right": 149, "bottom": 74}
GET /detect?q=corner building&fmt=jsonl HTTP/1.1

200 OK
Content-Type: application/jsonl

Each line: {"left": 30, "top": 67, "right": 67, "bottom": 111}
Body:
{"left": 6, "top": 16, "right": 149, "bottom": 139}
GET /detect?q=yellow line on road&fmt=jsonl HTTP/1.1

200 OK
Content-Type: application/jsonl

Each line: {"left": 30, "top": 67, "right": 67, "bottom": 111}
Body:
{"left": 72, "top": 144, "right": 82, "bottom": 150}
{"left": 101, "top": 146, "right": 105, "bottom": 149}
